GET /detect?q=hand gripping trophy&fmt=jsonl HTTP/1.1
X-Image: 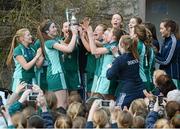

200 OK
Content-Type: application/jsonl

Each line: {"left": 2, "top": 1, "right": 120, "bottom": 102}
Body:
{"left": 65, "top": 8, "right": 80, "bottom": 26}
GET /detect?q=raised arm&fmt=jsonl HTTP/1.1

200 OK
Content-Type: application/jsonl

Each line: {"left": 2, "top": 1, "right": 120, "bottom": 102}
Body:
{"left": 87, "top": 26, "right": 108, "bottom": 55}
{"left": 53, "top": 26, "right": 78, "bottom": 53}
{"left": 79, "top": 26, "right": 91, "bottom": 52}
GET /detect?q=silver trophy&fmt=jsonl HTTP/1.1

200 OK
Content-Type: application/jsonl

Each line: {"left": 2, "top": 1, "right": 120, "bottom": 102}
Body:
{"left": 65, "top": 8, "right": 80, "bottom": 26}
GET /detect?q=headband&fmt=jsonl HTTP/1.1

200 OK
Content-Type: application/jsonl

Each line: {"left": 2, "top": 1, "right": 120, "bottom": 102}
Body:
{"left": 42, "top": 21, "right": 53, "bottom": 33}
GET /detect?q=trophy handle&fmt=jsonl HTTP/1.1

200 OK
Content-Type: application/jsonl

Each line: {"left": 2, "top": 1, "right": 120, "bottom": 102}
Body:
{"left": 65, "top": 8, "right": 70, "bottom": 22}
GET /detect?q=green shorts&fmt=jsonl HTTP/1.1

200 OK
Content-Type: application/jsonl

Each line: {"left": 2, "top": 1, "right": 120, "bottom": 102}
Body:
{"left": 47, "top": 72, "right": 67, "bottom": 91}
{"left": 64, "top": 70, "right": 81, "bottom": 91}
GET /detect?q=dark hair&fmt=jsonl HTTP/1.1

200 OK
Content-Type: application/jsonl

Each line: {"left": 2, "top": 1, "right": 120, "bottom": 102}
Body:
{"left": 165, "top": 101, "right": 180, "bottom": 119}
{"left": 171, "top": 113, "right": 180, "bottom": 128}
{"left": 132, "top": 16, "right": 142, "bottom": 24}
{"left": 27, "top": 114, "right": 44, "bottom": 128}
{"left": 112, "top": 28, "right": 125, "bottom": 41}
{"left": 156, "top": 75, "right": 176, "bottom": 97}
{"left": 134, "top": 24, "right": 154, "bottom": 66}
{"left": 161, "top": 19, "right": 180, "bottom": 39}
{"left": 37, "top": 19, "right": 54, "bottom": 56}
{"left": 144, "top": 22, "right": 158, "bottom": 40}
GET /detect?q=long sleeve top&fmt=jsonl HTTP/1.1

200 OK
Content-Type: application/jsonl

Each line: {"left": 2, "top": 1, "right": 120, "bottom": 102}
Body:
{"left": 106, "top": 53, "right": 145, "bottom": 94}
{"left": 156, "top": 34, "right": 180, "bottom": 79}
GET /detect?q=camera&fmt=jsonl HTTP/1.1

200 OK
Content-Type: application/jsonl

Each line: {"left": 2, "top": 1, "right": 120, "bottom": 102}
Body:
{"left": 157, "top": 95, "right": 165, "bottom": 117}
{"left": 148, "top": 99, "right": 155, "bottom": 111}
{"left": 100, "top": 100, "right": 111, "bottom": 108}
{"left": 26, "top": 84, "right": 33, "bottom": 89}
{"left": 27, "top": 92, "right": 38, "bottom": 101}
{"left": 158, "top": 95, "right": 164, "bottom": 106}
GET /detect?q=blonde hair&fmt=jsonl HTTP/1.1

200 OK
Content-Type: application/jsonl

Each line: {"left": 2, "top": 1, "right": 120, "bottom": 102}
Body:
{"left": 67, "top": 102, "right": 85, "bottom": 120}
{"left": 153, "top": 69, "right": 166, "bottom": 80}
{"left": 54, "top": 115, "right": 72, "bottom": 129}
{"left": 6, "top": 28, "right": 29, "bottom": 67}
{"left": 93, "top": 108, "right": 108, "bottom": 128}
{"left": 22, "top": 106, "right": 36, "bottom": 119}
{"left": 45, "top": 91, "right": 57, "bottom": 110}
{"left": 11, "top": 112, "right": 27, "bottom": 128}
{"left": 129, "top": 98, "right": 148, "bottom": 118}
{"left": 72, "top": 116, "right": 86, "bottom": 128}
{"left": 117, "top": 110, "right": 133, "bottom": 128}
{"left": 68, "top": 93, "right": 82, "bottom": 106}
{"left": 119, "top": 35, "right": 139, "bottom": 59}
{"left": 154, "top": 118, "right": 171, "bottom": 128}
{"left": 132, "top": 116, "right": 145, "bottom": 128}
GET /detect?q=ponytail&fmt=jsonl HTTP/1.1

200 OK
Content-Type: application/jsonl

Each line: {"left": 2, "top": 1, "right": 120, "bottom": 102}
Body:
{"left": 120, "top": 35, "right": 139, "bottom": 59}
{"left": 37, "top": 19, "right": 54, "bottom": 57}
{"left": 6, "top": 28, "right": 29, "bottom": 67}
{"left": 6, "top": 35, "right": 18, "bottom": 67}
{"left": 131, "top": 38, "right": 139, "bottom": 59}
{"left": 37, "top": 26, "right": 45, "bottom": 57}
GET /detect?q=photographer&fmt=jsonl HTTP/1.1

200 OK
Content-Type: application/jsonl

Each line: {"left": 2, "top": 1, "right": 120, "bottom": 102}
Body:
{"left": 145, "top": 96, "right": 166, "bottom": 128}
{"left": 86, "top": 99, "right": 119, "bottom": 128}
{"left": 6, "top": 82, "right": 26, "bottom": 108}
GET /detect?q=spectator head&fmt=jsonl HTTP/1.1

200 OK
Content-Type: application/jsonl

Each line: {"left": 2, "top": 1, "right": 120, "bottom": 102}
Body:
{"left": 86, "top": 93, "right": 104, "bottom": 112}
{"left": 45, "top": 91, "right": 57, "bottom": 110}
{"left": 49, "top": 110, "right": 63, "bottom": 124}
{"left": 117, "top": 110, "right": 133, "bottom": 128}
{"left": 54, "top": 115, "right": 72, "bottom": 128}
{"left": 171, "top": 113, "right": 180, "bottom": 128}
{"left": 67, "top": 102, "right": 86, "bottom": 120}
{"left": 56, "top": 106, "right": 67, "bottom": 115}
{"left": 132, "top": 116, "right": 145, "bottom": 128}
{"left": 167, "top": 90, "right": 180, "bottom": 104}
{"left": 154, "top": 118, "right": 171, "bottom": 128}
{"left": 129, "top": 98, "right": 148, "bottom": 118}
{"left": 153, "top": 70, "right": 166, "bottom": 86}
{"left": 72, "top": 116, "right": 86, "bottom": 128}
{"left": 11, "top": 112, "right": 27, "bottom": 128}
{"left": 165, "top": 101, "right": 180, "bottom": 119}
{"left": 68, "top": 92, "right": 82, "bottom": 106}
{"left": 93, "top": 108, "right": 109, "bottom": 128}
{"left": 22, "top": 106, "right": 36, "bottom": 119}
{"left": 155, "top": 75, "right": 176, "bottom": 97}
{"left": 27, "top": 114, "right": 44, "bottom": 128}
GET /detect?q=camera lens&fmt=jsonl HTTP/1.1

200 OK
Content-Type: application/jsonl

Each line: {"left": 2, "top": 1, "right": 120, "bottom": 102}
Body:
{"left": 102, "top": 101, "right": 110, "bottom": 106}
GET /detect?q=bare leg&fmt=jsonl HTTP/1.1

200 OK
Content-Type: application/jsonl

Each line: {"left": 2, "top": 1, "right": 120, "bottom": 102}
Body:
{"left": 55, "top": 90, "right": 68, "bottom": 109}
